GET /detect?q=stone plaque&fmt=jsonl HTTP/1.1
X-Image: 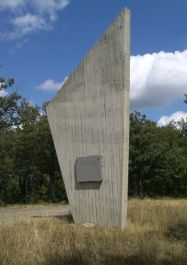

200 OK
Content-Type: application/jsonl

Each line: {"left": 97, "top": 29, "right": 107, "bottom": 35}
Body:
{"left": 75, "top": 155, "right": 102, "bottom": 183}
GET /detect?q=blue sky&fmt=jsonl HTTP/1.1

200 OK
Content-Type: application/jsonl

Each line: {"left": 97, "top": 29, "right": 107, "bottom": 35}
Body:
{"left": 0, "top": 0, "right": 187, "bottom": 125}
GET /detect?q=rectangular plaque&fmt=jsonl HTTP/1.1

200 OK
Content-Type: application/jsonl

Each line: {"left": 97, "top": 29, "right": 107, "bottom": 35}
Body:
{"left": 75, "top": 155, "right": 102, "bottom": 183}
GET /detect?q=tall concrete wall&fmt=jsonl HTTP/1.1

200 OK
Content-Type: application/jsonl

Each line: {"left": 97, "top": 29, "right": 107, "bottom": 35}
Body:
{"left": 47, "top": 8, "right": 131, "bottom": 228}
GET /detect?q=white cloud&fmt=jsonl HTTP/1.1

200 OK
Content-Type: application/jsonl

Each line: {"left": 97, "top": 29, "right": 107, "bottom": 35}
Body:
{"left": 0, "top": 0, "right": 69, "bottom": 12}
{"left": 32, "top": 0, "right": 69, "bottom": 15}
{"left": 38, "top": 50, "right": 187, "bottom": 109}
{"left": 0, "top": 0, "right": 25, "bottom": 10}
{"left": 0, "top": 89, "right": 8, "bottom": 97}
{"left": 130, "top": 50, "right": 187, "bottom": 109}
{"left": 11, "top": 13, "right": 48, "bottom": 37}
{"left": 0, "top": 0, "right": 70, "bottom": 39}
{"left": 157, "top": 111, "right": 187, "bottom": 127}
{"left": 38, "top": 77, "right": 68, "bottom": 91}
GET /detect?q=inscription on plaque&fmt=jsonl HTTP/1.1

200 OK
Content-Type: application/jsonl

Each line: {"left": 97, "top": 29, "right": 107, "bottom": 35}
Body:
{"left": 75, "top": 155, "right": 102, "bottom": 183}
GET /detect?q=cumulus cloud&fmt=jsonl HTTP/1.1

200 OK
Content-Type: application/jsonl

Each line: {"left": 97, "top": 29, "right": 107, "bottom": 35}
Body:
{"left": 38, "top": 77, "right": 68, "bottom": 91}
{"left": 130, "top": 50, "right": 187, "bottom": 109}
{"left": 39, "top": 50, "right": 187, "bottom": 109}
{"left": 11, "top": 13, "right": 48, "bottom": 38}
{"left": 157, "top": 111, "right": 187, "bottom": 127}
{"left": 0, "top": 0, "right": 70, "bottom": 40}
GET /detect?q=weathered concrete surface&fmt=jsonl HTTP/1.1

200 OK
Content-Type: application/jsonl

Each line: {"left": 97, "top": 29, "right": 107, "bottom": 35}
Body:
{"left": 47, "top": 8, "right": 131, "bottom": 228}
{"left": 0, "top": 205, "right": 70, "bottom": 223}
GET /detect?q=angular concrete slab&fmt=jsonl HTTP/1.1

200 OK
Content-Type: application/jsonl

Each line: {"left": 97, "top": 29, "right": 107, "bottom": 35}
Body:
{"left": 47, "top": 8, "right": 131, "bottom": 228}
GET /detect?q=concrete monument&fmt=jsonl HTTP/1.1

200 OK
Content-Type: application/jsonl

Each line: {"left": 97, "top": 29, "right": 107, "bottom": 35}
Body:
{"left": 47, "top": 8, "right": 131, "bottom": 228}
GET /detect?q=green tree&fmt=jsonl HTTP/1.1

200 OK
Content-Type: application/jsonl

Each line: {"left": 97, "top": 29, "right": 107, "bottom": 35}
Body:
{"left": 129, "top": 112, "right": 157, "bottom": 197}
{"left": 1, "top": 70, "right": 186, "bottom": 205}
{"left": 33, "top": 103, "right": 67, "bottom": 202}
{"left": 0, "top": 73, "right": 66, "bottom": 204}
{"left": 129, "top": 112, "right": 187, "bottom": 197}
{"left": 0, "top": 73, "right": 21, "bottom": 204}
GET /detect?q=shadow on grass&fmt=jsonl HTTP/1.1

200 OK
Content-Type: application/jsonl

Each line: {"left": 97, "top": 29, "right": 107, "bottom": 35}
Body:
{"left": 102, "top": 253, "right": 187, "bottom": 265}
{"left": 54, "top": 214, "right": 74, "bottom": 223}
{"left": 44, "top": 251, "right": 187, "bottom": 265}
{"left": 166, "top": 218, "right": 187, "bottom": 242}
{"left": 42, "top": 216, "right": 187, "bottom": 265}
{"left": 33, "top": 214, "right": 74, "bottom": 223}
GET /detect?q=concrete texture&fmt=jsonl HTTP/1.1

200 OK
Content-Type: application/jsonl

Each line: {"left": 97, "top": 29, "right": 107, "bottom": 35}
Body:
{"left": 47, "top": 8, "right": 131, "bottom": 228}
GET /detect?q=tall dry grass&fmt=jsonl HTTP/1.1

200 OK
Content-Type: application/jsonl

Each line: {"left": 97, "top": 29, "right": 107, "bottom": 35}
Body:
{"left": 0, "top": 199, "right": 186, "bottom": 265}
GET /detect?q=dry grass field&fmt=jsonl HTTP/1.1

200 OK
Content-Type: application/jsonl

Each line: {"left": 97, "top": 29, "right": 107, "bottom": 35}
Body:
{"left": 0, "top": 199, "right": 186, "bottom": 265}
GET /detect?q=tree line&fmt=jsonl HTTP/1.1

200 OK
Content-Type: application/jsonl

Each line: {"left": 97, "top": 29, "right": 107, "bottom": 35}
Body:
{"left": 0, "top": 76, "right": 186, "bottom": 205}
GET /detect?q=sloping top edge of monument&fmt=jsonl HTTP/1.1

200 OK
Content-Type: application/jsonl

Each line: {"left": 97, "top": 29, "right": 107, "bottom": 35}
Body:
{"left": 47, "top": 7, "right": 131, "bottom": 105}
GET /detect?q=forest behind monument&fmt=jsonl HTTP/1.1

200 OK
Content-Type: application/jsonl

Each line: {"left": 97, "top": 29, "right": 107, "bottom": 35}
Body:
{"left": 0, "top": 76, "right": 187, "bottom": 205}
